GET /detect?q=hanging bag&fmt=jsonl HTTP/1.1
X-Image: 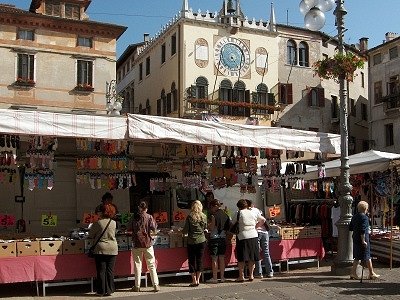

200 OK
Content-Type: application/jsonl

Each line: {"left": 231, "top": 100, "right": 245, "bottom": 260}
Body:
{"left": 88, "top": 219, "right": 112, "bottom": 258}
{"left": 229, "top": 211, "right": 240, "bottom": 235}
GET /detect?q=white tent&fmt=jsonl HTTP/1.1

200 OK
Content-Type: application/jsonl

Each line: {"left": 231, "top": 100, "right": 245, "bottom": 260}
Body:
{"left": 127, "top": 114, "right": 341, "bottom": 154}
{"left": 0, "top": 109, "right": 127, "bottom": 139}
{"left": 304, "top": 150, "right": 400, "bottom": 180}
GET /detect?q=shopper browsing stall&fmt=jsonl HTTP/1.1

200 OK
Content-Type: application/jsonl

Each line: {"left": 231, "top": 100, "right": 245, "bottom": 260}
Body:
{"left": 130, "top": 201, "right": 160, "bottom": 292}
{"left": 206, "top": 199, "right": 231, "bottom": 284}
{"left": 235, "top": 199, "right": 264, "bottom": 282}
{"left": 88, "top": 203, "right": 118, "bottom": 297}
{"left": 247, "top": 200, "right": 273, "bottom": 278}
{"left": 182, "top": 200, "right": 207, "bottom": 287}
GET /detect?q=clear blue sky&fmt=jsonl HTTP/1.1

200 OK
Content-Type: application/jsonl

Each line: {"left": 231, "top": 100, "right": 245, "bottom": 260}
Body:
{"left": 10, "top": 0, "right": 400, "bottom": 58}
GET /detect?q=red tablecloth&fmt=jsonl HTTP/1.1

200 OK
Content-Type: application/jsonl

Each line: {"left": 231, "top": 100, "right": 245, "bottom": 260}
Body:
{"left": 269, "top": 238, "right": 325, "bottom": 261}
{"left": 0, "top": 238, "right": 324, "bottom": 284}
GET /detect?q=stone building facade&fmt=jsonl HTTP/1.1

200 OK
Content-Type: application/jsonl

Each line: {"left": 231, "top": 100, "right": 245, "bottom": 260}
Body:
{"left": 0, "top": 0, "right": 126, "bottom": 113}
{"left": 117, "top": 0, "right": 368, "bottom": 154}
{"left": 368, "top": 32, "right": 400, "bottom": 153}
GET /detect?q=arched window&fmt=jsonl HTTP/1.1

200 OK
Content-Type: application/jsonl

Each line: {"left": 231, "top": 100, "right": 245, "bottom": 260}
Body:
{"left": 257, "top": 83, "right": 268, "bottom": 105}
{"left": 161, "top": 89, "right": 166, "bottom": 116}
{"left": 123, "top": 91, "right": 130, "bottom": 114}
{"left": 299, "top": 42, "right": 309, "bottom": 67}
{"left": 287, "top": 40, "right": 297, "bottom": 65}
{"left": 311, "top": 89, "right": 318, "bottom": 106}
{"left": 219, "top": 79, "right": 232, "bottom": 115}
{"left": 146, "top": 99, "right": 150, "bottom": 115}
{"left": 171, "top": 82, "right": 178, "bottom": 112}
{"left": 233, "top": 81, "right": 246, "bottom": 116}
{"left": 194, "top": 77, "right": 208, "bottom": 109}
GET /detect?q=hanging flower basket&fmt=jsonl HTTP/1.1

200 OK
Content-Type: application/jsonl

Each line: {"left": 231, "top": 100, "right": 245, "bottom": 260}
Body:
{"left": 313, "top": 52, "right": 365, "bottom": 82}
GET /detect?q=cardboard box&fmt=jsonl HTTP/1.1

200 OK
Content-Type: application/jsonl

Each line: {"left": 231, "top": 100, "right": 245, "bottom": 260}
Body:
{"left": 293, "top": 226, "right": 307, "bottom": 239}
{"left": 62, "top": 240, "right": 84, "bottom": 255}
{"left": 17, "top": 241, "right": 40, "bottom": 256}
{"left": 307, "top": 226, "right": 322, "bottom": 238}
{"left": 0, "top": 241, "right": 17, "bottom": 257}
{"left": 169, "top": 233, "right": 183, "bottom": 248}
{"left": 281, "top": 227, "right": 294, "bottom": 240}
{"left": 40, "top": 240, "right": 62, "bottom": 255}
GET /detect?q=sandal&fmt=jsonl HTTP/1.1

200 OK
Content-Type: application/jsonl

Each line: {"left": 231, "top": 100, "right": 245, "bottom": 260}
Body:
{"left": 248, "top": 278, "right": 254, "bottom": 282}
{"left": 189, "top": 283, "right": 198, "bottom": 287}
{"left": 235, "top": 278, "right": 245, "bottom": 283}
{"left": 349, "top": 274, "right": 359, "bottom": 280}
{"left": 369, "top": 274, "right": 380, "bottom": 280}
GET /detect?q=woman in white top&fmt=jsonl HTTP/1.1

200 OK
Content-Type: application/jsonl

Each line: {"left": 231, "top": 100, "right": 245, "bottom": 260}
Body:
{"left": 235, "top": 199, "right": 265, "bottom": 282}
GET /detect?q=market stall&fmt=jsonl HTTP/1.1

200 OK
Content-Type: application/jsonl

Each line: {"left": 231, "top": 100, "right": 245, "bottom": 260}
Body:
{"left": 0, "top": 109, "right": 338, "bottom": 294}
{"left": 304, "top": 150, "right": 400, "bottom": 267}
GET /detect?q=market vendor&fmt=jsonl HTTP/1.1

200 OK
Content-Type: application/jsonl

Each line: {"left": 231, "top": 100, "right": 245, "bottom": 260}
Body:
{"left": 95, "top": 192, "right": 119, "bottom": 215}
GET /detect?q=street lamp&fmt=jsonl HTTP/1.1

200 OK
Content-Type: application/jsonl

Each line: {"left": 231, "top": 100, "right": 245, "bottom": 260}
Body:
{"left": 299, "top": 0, "right": 353, "bottom": 275}
{"left": 106, "top": 80, "right": 124, "bottom": 116}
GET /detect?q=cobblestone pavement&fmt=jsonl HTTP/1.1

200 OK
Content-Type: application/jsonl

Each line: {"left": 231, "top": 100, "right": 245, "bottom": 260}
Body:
{"left": 2, "top": 261, "right": 400, "bottom": 299}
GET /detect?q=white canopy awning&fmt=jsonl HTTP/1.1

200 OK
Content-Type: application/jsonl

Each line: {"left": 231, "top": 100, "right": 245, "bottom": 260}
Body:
{"left": 0, "top": 109, "right": 127, "bottom": 139}
{"left": 305, "top": 150, "right": 400, "bottom": 180}
{"left": 127, "top": 114, "right": 341, "bottom": 154}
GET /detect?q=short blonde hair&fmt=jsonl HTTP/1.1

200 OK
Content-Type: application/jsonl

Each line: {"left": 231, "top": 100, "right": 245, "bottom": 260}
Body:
{"left": 357, "top": 201, "right": 368, "bottom": 213}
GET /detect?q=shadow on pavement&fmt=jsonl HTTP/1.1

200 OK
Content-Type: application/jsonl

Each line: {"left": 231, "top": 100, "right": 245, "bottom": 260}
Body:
{"left": 320, "top": 281, "right": 400, "bottom": 296}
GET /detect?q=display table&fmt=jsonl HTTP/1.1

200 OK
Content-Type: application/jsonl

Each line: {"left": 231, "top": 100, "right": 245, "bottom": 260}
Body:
{"left": 370, "top": 238, "right": 400, "bottom": 263}
{"left": 0, "top": 238, "right": 324, "bottom": 296}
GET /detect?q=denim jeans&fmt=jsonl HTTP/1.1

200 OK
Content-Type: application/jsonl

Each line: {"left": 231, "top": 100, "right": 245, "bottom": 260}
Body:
{"left": 255, "top": 231, "right": 273, "bottom": 276}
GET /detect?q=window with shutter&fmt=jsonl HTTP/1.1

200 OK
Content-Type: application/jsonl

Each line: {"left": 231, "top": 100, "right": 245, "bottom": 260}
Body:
{"left": 45, "top": 1, "right": 61, "bottom": 17}
{"left": 77, "top": 60, "right": 93, "bottom": 87}
{"left": 279, "top": 83, "right": 293, "bottom": 104}
{"left": 17, "top": 53, "right": 35, "bottom": 81}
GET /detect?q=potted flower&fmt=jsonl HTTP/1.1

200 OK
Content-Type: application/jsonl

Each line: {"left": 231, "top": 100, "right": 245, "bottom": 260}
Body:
{"left": 15, "top": 77, "right": 35, "bottom": 87}
{"left": 75, "top": 83, "right": 94, "bottom": 92}
{"left": 313, "top": 52, "right": 365, "bottom": 82}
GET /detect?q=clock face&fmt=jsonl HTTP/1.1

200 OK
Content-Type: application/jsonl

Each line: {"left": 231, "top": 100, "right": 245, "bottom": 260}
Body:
{"left": 214, "top": 37, "right": 250, "bottom": 77}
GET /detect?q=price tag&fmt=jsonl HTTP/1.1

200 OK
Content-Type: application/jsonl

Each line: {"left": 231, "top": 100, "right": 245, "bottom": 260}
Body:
{"left": 120, "top": 212, "right": 133, "bottom": 225}
{"left": 153, "top": 212, "right": 168, "bottom": 224}
{"left": 0, "top": 214, "right": 16, "bottom": 227}
{"left": 83, "top": 213, "right": 100, "bottom": 224}
{"left": 173, "top": 210, "right": 186, "bottom": 222}
{"left": 41, "top": 214, "right": 58, "bottom": 227}
{"left": 269, "top": 206, "right": 281, "bottom": 218}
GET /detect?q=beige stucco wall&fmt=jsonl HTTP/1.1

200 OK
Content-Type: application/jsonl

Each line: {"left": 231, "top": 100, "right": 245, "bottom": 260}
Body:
{"left": 0, "top": 24, "right": 117, "bottom": 112}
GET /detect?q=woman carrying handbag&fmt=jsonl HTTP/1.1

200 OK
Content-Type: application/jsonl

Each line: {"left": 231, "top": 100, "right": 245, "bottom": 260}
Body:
{"left": 88, "top": 203, "right": 118, "bottom": 297}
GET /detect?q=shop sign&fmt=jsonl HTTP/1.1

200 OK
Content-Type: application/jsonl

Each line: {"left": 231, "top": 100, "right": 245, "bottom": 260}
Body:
{"left": 41, "top": 214, "right": 57, "bottom": 227}
{"left": 0, "top": 214, "right": 16, "bottom": 227}
{"left": 269, "top": 206, "right": 281, "bottom": 218}
{"left": 153, "top": 212, "right": 168, "bottom": 224}
{"left": 82, "top": 213, "right": 100, "bottom": 224}
{"left": 120, "top": 212, "right": 133, "bottom": 225}
{"left": 173, "top": 210, "right": 186, "bottom": 222}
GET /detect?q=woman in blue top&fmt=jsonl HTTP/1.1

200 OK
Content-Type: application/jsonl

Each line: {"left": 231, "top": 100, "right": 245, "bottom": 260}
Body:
{"left": 349, "top": 200, "right": 380, "bottom": 280}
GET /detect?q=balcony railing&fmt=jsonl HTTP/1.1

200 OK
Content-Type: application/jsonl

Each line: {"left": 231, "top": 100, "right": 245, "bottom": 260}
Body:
{"left": 382, "top": 92, "right": 400, "bottom": 110}
{"left": 186, "top": 98, "right": 278, "bottom": 115}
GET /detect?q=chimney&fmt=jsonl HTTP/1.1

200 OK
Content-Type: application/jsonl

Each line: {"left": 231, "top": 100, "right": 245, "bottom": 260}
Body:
{"left": 359, "top": 37, "right": 368, "bottom": 52}
{"left": 385, "top": 32, "right": 399, "bottom": 42}
{"left": 143, "top": 33, "right": 150, "bottom": 42}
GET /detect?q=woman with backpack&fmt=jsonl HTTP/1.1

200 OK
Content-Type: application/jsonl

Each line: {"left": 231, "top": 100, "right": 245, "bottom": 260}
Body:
{"left": 130, "top": 201, "right": 160, "bottom": 292}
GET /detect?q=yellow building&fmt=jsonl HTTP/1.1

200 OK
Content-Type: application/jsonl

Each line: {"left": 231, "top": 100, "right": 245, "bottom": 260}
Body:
{"left": 0, "top": 0, "right": 126, "bottom": 113}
